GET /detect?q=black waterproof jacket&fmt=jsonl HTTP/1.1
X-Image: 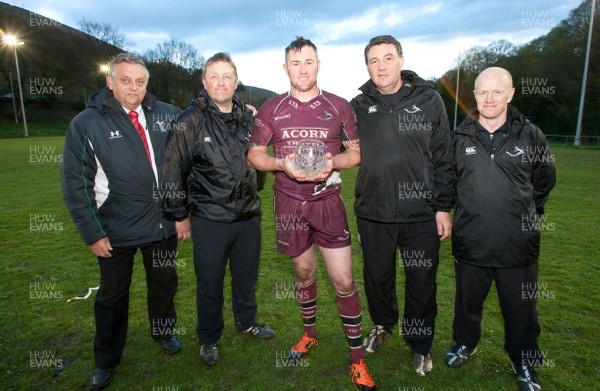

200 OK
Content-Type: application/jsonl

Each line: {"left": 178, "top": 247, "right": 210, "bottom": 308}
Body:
{"left": 61, "top": 88, "right": 179, "bottom": 247}
{"left": 351, "top": 71, "right": 454, "bottom": 223}
{"left": 161, "top": 90, "right": 261, "bottom": 223}
{"left": 451, "top": 105, "right": 556, "bottom": 268}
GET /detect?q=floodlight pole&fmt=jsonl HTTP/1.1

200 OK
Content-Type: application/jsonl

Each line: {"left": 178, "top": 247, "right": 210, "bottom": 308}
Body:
{"left": 453, "top": 50, "right": 461, "bottom": 131}
{"left": 575, "top": 0, "right": 596, "bottom": 146}
{"left": 11, "top": 43, "right": 29, "bottom": 137}
{"left": 9, "top": 68, "right": 20, "bottom": 133}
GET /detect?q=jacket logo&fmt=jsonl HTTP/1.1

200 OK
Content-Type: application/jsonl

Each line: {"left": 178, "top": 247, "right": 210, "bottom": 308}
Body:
{"left": 404, "top": 105, "right": 422, "bottom": 114}
{"left": 204, "top": 136, "right": 212, "bottom": 143}
{"left": 368, "top": 105, "right": 378, "bottom": 113}
{"left": 506, "top": 146, "right": 525, "bottom": 157}
{"left": 109, "top": 130, "right": 122, "bottom": 139}
{"left": 317, "top": 110, "right": 333, "bottom": 121}
{"left": 155, "top": 121, "right": 169, "bottom": 133}
{"left": 465, "top": 146, "right": 476, "bottom": 155}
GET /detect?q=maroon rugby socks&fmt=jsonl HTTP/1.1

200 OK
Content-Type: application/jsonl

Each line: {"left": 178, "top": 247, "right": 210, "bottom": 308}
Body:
{"left": 336, "top": 284, "right": 364, "bottom": 364}
{"left": 296, "top": 278, "right": 317, "bottom": 338}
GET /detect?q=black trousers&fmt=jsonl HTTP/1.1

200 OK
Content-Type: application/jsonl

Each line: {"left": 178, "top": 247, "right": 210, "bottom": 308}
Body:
{"left": 357, "top": 217, "right": 439, "bottom": 355}
{"left": 452, "top": 261, "right": 542, "bottom": 366}
{"left": 191, "top": 215, "right": 261, "bottom": 345}
{"left": 94, "top": 235, "right": 178, "bottom": 369}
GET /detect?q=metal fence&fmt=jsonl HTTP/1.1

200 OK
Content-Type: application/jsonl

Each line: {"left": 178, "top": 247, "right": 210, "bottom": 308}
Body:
{"left": 546, "top": 135, "right": 600, "bottom": 147}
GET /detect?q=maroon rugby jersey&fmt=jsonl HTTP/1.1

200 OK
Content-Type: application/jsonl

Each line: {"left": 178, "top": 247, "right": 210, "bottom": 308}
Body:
{"left": 251, "top": 90, "right": 358, "bottom": 199}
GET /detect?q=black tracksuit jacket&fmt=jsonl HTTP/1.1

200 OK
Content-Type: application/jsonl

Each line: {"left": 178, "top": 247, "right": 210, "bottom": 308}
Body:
{"left": 351, "top": 71, "right": 454, "bottom": 223}
{"left": 451, "top": 105, "right": 556, "bottom": 268}
{"left": 161, "top": 90, "right": 261, "bottom": 223}
{"left": 61, "top": 88, "right": 179, "bottom": 247}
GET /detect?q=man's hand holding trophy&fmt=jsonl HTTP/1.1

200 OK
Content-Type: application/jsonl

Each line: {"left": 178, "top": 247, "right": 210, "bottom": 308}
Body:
{"left": 282, "top": 139, "right": 333, "bottom": 182}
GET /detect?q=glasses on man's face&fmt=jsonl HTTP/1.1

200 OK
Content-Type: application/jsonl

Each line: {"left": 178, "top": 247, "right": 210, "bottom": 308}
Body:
{"left": 474, "top": 90, "right": 506, "bottom": 99}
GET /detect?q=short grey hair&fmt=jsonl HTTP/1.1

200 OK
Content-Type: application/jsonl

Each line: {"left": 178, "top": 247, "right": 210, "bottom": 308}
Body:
{"left": 108, "top": 52, "right": 150, "bottom": 81}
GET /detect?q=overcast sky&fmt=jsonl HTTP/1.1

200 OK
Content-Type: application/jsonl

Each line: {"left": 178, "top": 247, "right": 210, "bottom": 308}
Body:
{"left": 4, "top": 0, "right": 583, "bottom": 100}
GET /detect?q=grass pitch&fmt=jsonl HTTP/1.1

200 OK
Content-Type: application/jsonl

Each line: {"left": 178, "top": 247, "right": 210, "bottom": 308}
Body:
{"left": 0, "top": 138, "right": 598, "bottom": 390}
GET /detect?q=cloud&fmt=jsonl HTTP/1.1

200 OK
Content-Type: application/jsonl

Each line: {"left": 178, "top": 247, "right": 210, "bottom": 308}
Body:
{"left": 313, "top": 8, "right": 388, "bottom": 42}
{"left": 312, "top": 3, "right": 442, "bottom": 44}
{"left": 2, "top": 0, "right": 584, "bottom": 101}
{"left": 127, "top": 31, "right": 172, "bottom": 53}
{"left": 8, "top": 0, "right": 582, "bottom": 55}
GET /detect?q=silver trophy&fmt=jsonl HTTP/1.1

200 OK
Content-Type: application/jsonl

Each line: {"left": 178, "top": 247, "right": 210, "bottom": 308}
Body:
{"left": 294, "top": 139, "right": 327, "bottom": 180}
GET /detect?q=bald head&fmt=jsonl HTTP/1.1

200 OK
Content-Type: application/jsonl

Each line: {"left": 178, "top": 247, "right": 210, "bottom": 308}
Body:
{"left": 475, "top": 67, "right": 513, "bottom": 91}
{"left": 473, "top": 67, "right": 516, "bottom": 129}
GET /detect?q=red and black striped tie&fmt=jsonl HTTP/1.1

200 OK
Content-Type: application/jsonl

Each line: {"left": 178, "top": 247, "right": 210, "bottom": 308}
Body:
{"left": 128, "top": 110, "right": 152, "bottom": 165}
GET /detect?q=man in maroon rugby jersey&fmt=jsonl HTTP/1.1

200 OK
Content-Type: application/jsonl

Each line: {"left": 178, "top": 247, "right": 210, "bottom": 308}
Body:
{"left": 247, "top": 37, "right": 376, "bottom": 391}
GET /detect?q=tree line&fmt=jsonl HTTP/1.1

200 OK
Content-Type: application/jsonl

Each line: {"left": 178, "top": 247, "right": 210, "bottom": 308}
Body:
{"left": 434, "top": 0, "right": 599, "bottom": 138}
{"left": 1, "top": 1, "right": 596, "bottom": 138}
{"left": 83, "top": 0, "right": 597, "bottom": 138}
{"left": 78, "top": 18, "right": 205, "bottom": 108}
